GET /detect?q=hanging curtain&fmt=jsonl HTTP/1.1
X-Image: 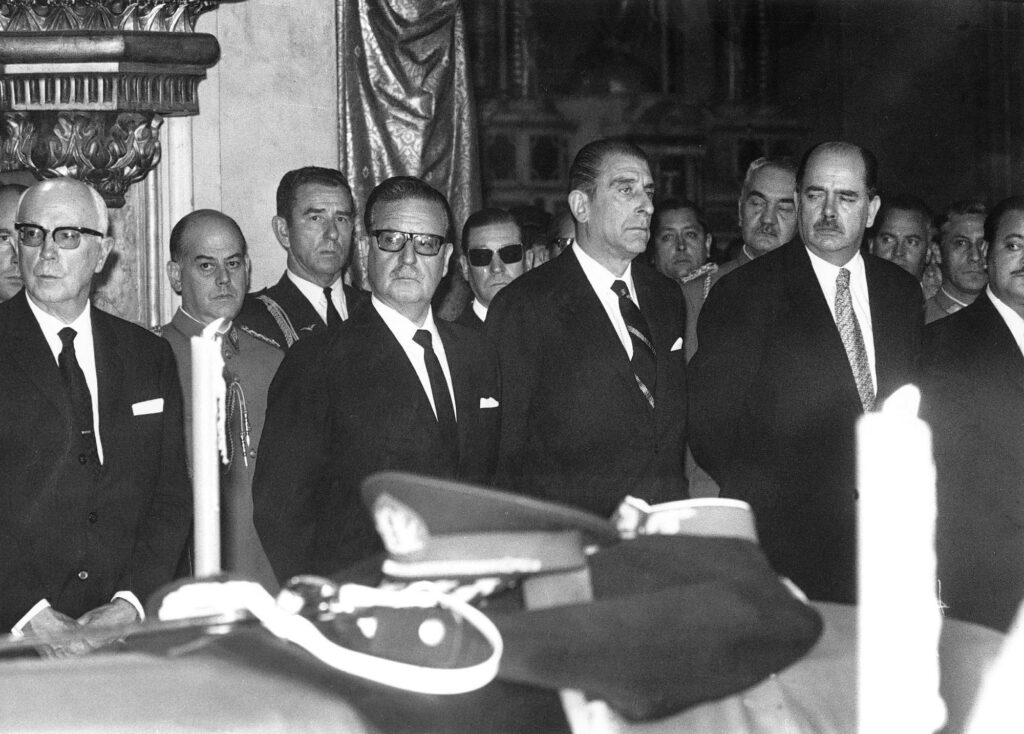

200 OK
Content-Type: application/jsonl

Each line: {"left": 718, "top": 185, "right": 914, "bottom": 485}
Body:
{"left": 337, "top": 0, "right": 481, "bottom": 240}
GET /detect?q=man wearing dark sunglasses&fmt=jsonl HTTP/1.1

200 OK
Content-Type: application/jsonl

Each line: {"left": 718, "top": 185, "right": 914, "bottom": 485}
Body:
{"left": 0, "top": 178, "right": 190, "bottom": 654}
{"left": 454, "top": 208, "right": 530, "bottom": 329}
{"left": 254, "top": 176, "right": 500, "bottom": 582}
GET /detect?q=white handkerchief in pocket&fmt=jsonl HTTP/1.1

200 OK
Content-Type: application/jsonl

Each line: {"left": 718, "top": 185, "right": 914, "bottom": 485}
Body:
{"left": 132, "top": 398, "right": 164, "bottom": 416}
{"left": 670, "top": 337, "right": 684, "bottom": 352}
{"left": 479, "top": 397, "right": 499, "bottom": 409}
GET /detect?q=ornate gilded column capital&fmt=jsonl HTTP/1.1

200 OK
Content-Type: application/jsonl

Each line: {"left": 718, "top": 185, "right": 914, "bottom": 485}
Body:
{"left": 0, "top": 2, "right": 229, "bottom": 206}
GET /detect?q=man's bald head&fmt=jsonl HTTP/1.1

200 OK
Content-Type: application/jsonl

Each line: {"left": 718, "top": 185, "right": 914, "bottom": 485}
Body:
{"left": 16, "top": 177, "right": 113, "bottom": 323}
{"left": 167, "top": 209, "right": 250, "bottom": 325}
{"left": 169, "top": 209, "right": 248, "bottom": 263}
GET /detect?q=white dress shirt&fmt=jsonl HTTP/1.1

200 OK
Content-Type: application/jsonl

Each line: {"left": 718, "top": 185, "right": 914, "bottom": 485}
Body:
{"left": 987, "top": 285, "right": 1024, "bottom": 358}
{"left": 287, "top": 269, "right": 348, "bottom": 323}
{"left": 573, "top": 245, "right": 639, "bottom": 359}
{"left": 13, "top": 296, "right": 143, "bottom": 632}
{"left": 472, "top": 298, "right": 488, "bottom": 323}
{"left": 26, "top": 295, "right": 104, "bottom": 462}
{"left": 806, "top": 248, "right": 877, "bottom": 388}
{"left": 372, "top": 296, "right": 457, "bottom": 420}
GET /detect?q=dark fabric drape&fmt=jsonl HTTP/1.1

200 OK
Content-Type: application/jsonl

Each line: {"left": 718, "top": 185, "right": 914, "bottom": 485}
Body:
{"left": 338, "top": 0, "right": 481, "bottom": 241}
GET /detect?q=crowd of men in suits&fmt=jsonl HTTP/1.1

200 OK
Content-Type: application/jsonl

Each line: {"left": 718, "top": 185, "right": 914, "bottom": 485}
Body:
{"left": 1, "top": 134, "right": 1022, "bottom": 659}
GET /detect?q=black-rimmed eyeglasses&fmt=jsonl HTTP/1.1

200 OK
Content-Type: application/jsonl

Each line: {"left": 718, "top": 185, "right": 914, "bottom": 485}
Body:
{"left": 15, "top": 223, "right": 104, "bottom": 250}
{"left": 467, "top": 244, "right": 524, "bottom": 267}
{"left": 373, "top": 229, "right": 446, "bottom": 257}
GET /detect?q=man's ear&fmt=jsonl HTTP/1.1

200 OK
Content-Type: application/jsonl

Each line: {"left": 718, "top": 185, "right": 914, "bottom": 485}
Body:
{"left": 271, "top": 216, "right": 290, "bottom": 250}
{"left": 244, "top": 254, "right": 252, "bottom": 290}
{"left": 865, "top": 195, "right": 882, "bottom": 229}
{"left": 441, "top": 242, "right": 454, "bottom": 278}
{"left": 568, "top": 190, "right": 589, "bottom": 224}
{"left": 94, "top": 236, "right": 115, "bottom": 274}
{"left": 459, "top": 254, "right": 469, "bottom": 282}
{"left": 166, "top": 260, "right": 182, "bottom": 294}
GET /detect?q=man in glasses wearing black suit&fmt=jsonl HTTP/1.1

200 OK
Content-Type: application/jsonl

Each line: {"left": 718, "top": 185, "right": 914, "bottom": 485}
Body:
{"left": 253, "top": 176, "right": 500, "bottom": 582}
{"left": 453, "top": 207, "right": 531, "bottom": 330}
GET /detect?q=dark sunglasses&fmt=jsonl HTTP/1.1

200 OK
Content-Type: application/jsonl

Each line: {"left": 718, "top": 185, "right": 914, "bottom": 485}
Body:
{"left": 467, "top": 244, "right": 524, "bottom": 267}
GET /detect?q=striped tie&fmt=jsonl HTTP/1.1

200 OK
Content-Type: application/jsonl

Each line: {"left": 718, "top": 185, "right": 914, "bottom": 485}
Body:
{"left": 835, "top": 268, "right": 875, "bottom": 411}
{"left": 612, "top": 280, "right": 656, "bottom": 408}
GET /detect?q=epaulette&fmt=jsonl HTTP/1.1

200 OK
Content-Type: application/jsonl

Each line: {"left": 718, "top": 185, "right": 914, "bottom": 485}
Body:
{"left": 239, "top": 323, "right": 282, "bottom": 349}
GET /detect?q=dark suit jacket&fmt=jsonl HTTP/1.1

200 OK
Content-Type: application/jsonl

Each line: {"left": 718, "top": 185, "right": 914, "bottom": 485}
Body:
{"left": 236, "top": 272, "right": 368, "bottom": 349}
{"left": 486, "top": 248, "right": 689, "bottom": 518}
{"left": 252, "top": 303, "right": 500, "bottom": 581}
{"left": 689, "top": 239, "right": 922, "bottom": 602}
{"left": 451, "top": 300, "right": 485, "bottom": 331}
{"left": 0, "top": 292, "right": 191, "bottom": 629}
{"left": 921, "top": 292, "right": 1024, "bottom": 631}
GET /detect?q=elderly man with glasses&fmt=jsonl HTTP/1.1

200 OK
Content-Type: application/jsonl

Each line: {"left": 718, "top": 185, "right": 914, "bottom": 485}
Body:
{"left": 453, "top": 207, "right": 531, "bottom": 330}
{"left": 0, "top": 177, "right": 190, "bottom": 654}
{"left": 253, "top": 176, "right": 500, "bottom": 582}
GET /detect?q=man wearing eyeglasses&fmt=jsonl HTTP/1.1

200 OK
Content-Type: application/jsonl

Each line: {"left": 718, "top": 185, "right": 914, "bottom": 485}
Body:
{"left": 0, "top": 184, "right": 26, "bottom": 302}
{"left": 0, "top": 178, "right": 190, "bottom": 654}
{"left": 254, "top": 176, "right": 499, "bottom": 581}
{"left": 453, "top": 208, "right": 530, "bottom": 329}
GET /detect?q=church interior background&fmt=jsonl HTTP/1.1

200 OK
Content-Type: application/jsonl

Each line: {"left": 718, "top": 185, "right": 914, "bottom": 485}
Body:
{"left": 1, "top": 0, "right": 1022, "bottom": 328}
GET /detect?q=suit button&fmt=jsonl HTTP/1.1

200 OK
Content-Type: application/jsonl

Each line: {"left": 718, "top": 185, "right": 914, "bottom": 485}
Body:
{"left": 78, "top": 570, "right": 89, "bottom": 580}
{"left": 78, "top": 454, "right": 88, "bottom": 465}
{"left": 88, "top": 512, "right": 98, "bottom": 523}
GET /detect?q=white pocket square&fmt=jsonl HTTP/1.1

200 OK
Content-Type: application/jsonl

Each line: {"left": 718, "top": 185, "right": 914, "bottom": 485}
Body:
{"left": 132, "top": 398, "right": 164, "bottom": 416}
{"left": 670, "top": 337, "right": 683, "bottom": 352}
{"left": 479, "top": 397, "right": 500, "bottom": 409}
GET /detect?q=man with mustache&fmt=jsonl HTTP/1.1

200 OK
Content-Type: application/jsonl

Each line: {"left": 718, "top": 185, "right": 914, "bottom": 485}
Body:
{"left": 0, "top": 178, "right": 190, "bottom": 653}
{"left": 689, "top": 141, "right": 923, "bottom": 603}
{"left": 487, "top": 138, "right": 689, "bottom": 516}
{"left": 253, "top": 176, "right": 499, "bottom": 580}
{"left": 237, "top": 167, "right": 367, "bottom": 349}
{"left": 921, "top": 196, "right": 1024, "bottom": 631}
{"left": 0, "top": 184, "right": 27, "bottom": 302}
{"left": 924, "top": 201, "right": 988, "bottom": 323}
{"left": 159, "top": 209, "right": 280, "bottom": 590}
{"left": 681, "top": 157, "right": 797, "bottom": 360}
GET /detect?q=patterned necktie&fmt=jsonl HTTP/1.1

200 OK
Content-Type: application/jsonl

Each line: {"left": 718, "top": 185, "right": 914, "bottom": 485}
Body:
{"left": 611, "top": 280, "right": 656, "bottom": 408}
{"left": 58, "top": 327, "right": 100, "bottom": 468}
{"left": 835, "top": 268, "right": 875, "bottom": 411}
{"left": 324, "top": 286, "right": 342, "bottom": 328}
{"left": 412, "top": 329, "right": 459, "bottom": 463}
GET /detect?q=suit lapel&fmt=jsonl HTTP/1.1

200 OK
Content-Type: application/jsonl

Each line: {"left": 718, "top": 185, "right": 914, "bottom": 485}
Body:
{"left": 557, "top": 250, "right": 639, "bottom": 397}
{"left": 975, "top": 293, "right": 1024, "bottom": 397}
{"left": 634, "top": 264, "right": 676, "bottom": 420}
{"left": 7, "top": 292, "right": 71, "bottom": 420}
{"left": 865, "top": 255, "right": 905, "bottom": 397}
{"left": 783, "top": 242, "right": 863, "bottom": 410}
{"left": 92, "top": 307, "right": 124, "bottom": 468}
{"left": 276, "top": 274, "right": 327, "bottom": 333}
{"left": 437, "top": 321, "right": 475, "bottom": 459}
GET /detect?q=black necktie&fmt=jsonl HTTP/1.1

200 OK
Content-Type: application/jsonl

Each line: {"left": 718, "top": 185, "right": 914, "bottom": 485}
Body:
{"left": 412, "top": 329, "right": 459, "bottom": 463}
{"left": 611, "top": 280, "right": 656, "bottom": 408}
{"left": 58, "top": 327, "right": 100, "bottom": 467}
{"left": 324, "top": 286, "right": 342, "bottom": 328}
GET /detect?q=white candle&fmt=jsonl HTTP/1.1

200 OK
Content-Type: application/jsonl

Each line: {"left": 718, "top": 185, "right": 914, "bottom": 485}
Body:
{"left": 190, "top": 318, "right": 227, "bottom": 577}
{"left": 857, "top": 384, "right": 946, "bottom": 732}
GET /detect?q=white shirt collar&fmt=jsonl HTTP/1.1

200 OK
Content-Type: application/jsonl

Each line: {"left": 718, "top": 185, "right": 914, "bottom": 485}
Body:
{"left": 987, "top": 285, "right": 1024, "bottom": 358}
{"left": 472, "top": 298, "right": 488, "bottom": 323}
{"left": 372, "top": 295, "right": 440, "bottom": 342}
{"left": 286, "top": 268, "right": 347, "bottom": 321}
{"left": 26, "top": 294, "right": 93, "bottom": 355}
{"left": 573, "top": 244, "right": 638, "bottom": 302}
{"left": 179, "top": 307, "right": 232, "bottom": 335}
